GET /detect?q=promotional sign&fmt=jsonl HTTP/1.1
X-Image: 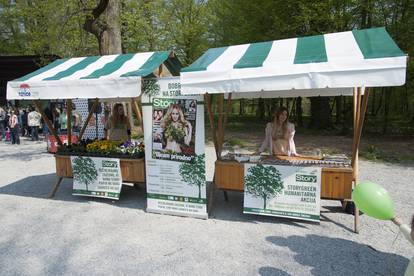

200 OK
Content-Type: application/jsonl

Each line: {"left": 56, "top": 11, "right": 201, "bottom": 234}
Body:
{"left": 142, "top": 77, "right": 207, "bottom": 219}
{"left": 243, "top": 164, "right": 321, "bottom": 222}
{"left": 71, "top": 156, "right": 122, "bottom": 200}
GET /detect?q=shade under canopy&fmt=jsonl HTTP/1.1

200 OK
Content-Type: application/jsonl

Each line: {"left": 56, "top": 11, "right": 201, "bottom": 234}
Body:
{"left": 181, "top": 27, "right": 407, "bottom": 96}
{"left": 7, "top": 51, "right": 181, "bottom": 100}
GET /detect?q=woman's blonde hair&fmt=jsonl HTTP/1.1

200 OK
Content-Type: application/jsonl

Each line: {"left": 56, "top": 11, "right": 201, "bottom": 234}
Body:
{"left": 111, "top": 103, "right": 127, "bottom": 126}
{"left": 161, "top": 104, "right": 187, "bottom": 126}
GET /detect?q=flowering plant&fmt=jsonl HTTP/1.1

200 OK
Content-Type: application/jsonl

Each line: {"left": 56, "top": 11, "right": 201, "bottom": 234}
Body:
{"left": 57, "top": 139, "right": 145, "bottom": 159}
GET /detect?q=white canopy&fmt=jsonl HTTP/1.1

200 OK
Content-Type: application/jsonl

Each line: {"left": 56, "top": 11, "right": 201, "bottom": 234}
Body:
{"left": 7, "top": 51, "right": 180, "bottom": 100}
{"left": 181, "top": 27, "right": 407, "bottom": 96}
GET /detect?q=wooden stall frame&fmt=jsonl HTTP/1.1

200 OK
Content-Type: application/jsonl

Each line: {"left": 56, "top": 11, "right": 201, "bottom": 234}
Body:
{"left": 206, "top": 88, "right": 370, "bottom": 233}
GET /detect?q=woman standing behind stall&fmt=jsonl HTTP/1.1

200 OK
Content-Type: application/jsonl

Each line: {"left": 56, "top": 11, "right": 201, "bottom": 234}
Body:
{"left": 105, "top": 103, "right": 131, "bottom": 142}
{"left": 259, "top": 107, "right": 297, "bottom": 156}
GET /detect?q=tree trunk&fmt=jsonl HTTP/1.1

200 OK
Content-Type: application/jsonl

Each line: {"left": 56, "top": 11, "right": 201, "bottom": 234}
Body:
{"left": 263, "top": 196, "right": 267, "bottom": 210}
{"left": 383, "top": 88, "right": 392, "bottom": 134}
{"left": 335, "top": 96, "right": 342, "bottom": 125}
{"left": 309, "top": 97, "right": 331, "bottom": 129}
{"left": 83, "top": 0, "right": 122, "bottom": 55}
{"left": 256, "top": 98, "right": 265, "bottom": 120}
{"left": 198, "top": 185, "right": 201, "bottom": 199}
{"left": 296, "top": 97, "right": 303, "bottom": 127}
{"left": 239, "top": 99, "right": 244, "bottom": 116}
{"left": 100, "top": 0, "right": 122, "bottom": 55}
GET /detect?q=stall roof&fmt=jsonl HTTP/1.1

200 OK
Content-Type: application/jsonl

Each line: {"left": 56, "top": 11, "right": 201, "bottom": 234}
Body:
{"left": 181, "top": 27, "right": 407, "bottom": 96}
{"left": 7, "top": 51, "right": 181, "bottom": 100}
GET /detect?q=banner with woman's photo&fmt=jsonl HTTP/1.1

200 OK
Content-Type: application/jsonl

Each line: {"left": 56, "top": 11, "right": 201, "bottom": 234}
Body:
{"left": 141, "top": 77, "right": 207, "bottom": 219}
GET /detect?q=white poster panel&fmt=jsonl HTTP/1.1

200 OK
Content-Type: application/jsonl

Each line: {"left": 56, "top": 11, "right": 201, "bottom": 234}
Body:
{"left": 71, "top": 156, "right": 122, "bottom": 200}
{"left": 142, "top": 77, "right": 207, "bottom": 219}
{"left": 243, "top": 164, "right": 321, "bottom": 222}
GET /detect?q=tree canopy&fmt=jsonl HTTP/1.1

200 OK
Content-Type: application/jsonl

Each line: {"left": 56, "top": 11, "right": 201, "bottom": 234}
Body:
{"left": 1, "top": 0, "right": 413, "bottom": 133}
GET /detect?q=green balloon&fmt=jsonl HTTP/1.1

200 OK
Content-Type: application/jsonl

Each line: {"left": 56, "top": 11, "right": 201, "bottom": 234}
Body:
{"left": 352, "top": 181, "right": 395, "bottom": 220}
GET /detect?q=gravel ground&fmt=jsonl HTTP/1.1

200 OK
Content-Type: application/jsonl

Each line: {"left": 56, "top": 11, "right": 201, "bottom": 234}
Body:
{"left": 0, "top": 138, "right": 413, "bottom": 275}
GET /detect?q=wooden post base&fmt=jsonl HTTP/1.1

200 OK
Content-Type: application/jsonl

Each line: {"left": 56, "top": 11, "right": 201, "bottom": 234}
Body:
{"left": 49, "top": 177, "right": 63, "bottom": 198}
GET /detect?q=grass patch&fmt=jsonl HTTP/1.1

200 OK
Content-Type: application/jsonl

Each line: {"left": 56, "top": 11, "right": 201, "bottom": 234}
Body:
{"left": 226, "top": 138, "right": 247, "bottom": 147}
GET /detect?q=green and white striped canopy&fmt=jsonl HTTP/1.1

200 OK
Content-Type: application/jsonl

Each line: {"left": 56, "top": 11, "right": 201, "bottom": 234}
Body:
{"left": 181, "top": 27, "right": 407, "bottom": 96}
{"left": 7, "top": 51, "right": 180, "bottom": 100}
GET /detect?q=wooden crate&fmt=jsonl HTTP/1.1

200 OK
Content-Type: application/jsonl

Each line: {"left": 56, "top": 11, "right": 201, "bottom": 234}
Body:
{"left": 215, "top": 160, "right": 353, "bottom": 200}
{"left": 55, "top": 155, "right": 145, "bottom": 183}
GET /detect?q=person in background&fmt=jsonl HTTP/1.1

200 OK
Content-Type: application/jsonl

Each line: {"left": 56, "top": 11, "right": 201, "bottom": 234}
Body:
{"left": 28, "top": 107, "right": 41, "bottom": 141}
{"left": 71, "top": 103, "right": 82, "bottom": 134}
{"left": 392, "top": 215, "right": 414, "bottom": 276}
{"left": 59, "top": 107, "right": 69, "bottom": 134}
{"left": 0, "top": 105, "right": 6, "bottom": 141}
{"left": 9, "top": 108, "right": 20, "bottom": 145}
{"left": 105, "top": 103, "right": 131, "bottom": 142}
{"left": 52, "top": 105, "right": 61, "bottom": 133}
{"left": 43, "top": 104, "right": 53, "bottom": 137}
{"left": 21, "top": 108, "right": 28, "bottom": 137}
{"left": 259, "top": 106, "right": 298, "bottom": 156}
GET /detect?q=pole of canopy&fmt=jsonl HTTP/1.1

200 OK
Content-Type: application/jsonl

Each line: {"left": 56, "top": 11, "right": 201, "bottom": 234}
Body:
{"left": 217, "top": 94, "right": 224, "bottom": 157}
{"left": 204, "top": 93, "right": 220, "bottom": 159}
{"left": 221, "top": 93, "right": 232, "bottom": 153}
{"left": 79, "top": 98, "right": 99, "bottom": 140}
{"left": 66, "top": 99, "right": 72, "bottom": 146}
{"left": 351, "top": 87, "right": 370, "bottom": 233}
{"left": 33, "top": 100, "right": 62, "bottom": 146}
{"left": 131, "top": 96, "right": 143, "bottom": 127}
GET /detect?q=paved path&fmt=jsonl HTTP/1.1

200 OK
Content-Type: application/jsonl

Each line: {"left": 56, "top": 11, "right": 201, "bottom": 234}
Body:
{"left": 0, "top": 138, "right": 413, "bottom": 275}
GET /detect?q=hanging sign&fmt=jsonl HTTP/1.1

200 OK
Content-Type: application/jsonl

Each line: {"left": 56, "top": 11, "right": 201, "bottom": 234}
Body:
{"left": 142, "top": 77, "right": 207, "bottom": 219}
{"left": 243, "top": 164, "right": 321, "bottom": 222}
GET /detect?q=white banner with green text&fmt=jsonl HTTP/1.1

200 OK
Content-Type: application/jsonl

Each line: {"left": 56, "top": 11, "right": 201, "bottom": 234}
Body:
{"left": 71, "top": 156, "right": 122, "bottom": 200}
{"left": 142, "top": 77, "right": 207, "bottom": 219}
{"left": 243, "top": 164, "right": 321, "bottom": 222}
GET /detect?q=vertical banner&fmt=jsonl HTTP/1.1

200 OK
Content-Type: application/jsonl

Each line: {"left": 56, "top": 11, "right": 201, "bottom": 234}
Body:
{"left": 71, "top": 156, "right": 122, "bottom": 200}
{"left": 142, "top": 77, "right": 207, "bottom": 219}
{"left": 243, "top": 164, "right": 321, "bottom": 222}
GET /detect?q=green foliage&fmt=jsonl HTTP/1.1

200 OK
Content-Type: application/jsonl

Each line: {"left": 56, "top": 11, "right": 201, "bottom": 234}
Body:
{"left": 245, "top": 164, "right": 284, "bottom": 209}
{"left": 226, "top": 138, "right": 246, "bottom": 147}
{"left": 164, "top": 123, "right": 186, "bottom": 142}
{"left": 179, "top": 154, "right": 205, "bottom": 198}
{"left": 142, "top": 79, "right": 160, "bottom": 96}
{"left": 72, "top": 156, "right": 98, "bottom": 191}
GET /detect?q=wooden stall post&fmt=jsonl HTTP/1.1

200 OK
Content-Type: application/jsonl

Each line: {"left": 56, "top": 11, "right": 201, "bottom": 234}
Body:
{"left": 131, "top": 97, "right": 143, "bottom": 126}
{"left": 79, "top": 98, "right": 99, "bottom": 140}
{"left": 67, "top": 99, "right": 72, "bottom": 146}
{"left": 33, "top": 100, "right": 62, "bottom": 146}
{"left": 351, "top": 87, "right": 370, "bottom": 233}
{"left": 205, "top": 93, "right": 220, "bottom": 159}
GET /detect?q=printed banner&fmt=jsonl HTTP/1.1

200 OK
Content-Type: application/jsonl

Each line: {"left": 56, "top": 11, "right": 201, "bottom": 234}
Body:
{"left": 243, "top": 164, "right": 321, "bottom": 222}
{"left": 71, "top": 156, "right": 122, "bottom": 200}
{"left": 142, "top": 77, "right": 207, "bottom": 219}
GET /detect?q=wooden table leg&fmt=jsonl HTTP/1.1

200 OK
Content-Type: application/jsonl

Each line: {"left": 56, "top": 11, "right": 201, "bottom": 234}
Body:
{"left": 208, "top": 181, "right": 216, "bottom": 216}
{"left": 223, "top": 190, "right": 229, "bottom": 201}
{"left": 49, "top": 177, "right": 63, "bottom": 198}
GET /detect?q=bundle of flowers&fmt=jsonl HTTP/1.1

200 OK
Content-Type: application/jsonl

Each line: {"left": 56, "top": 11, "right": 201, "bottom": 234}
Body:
{"left": 56, "top": 139, "right": 145, "bottom": 159}
{"left": 86, "top": 140, "right": 120, "bottom": 154}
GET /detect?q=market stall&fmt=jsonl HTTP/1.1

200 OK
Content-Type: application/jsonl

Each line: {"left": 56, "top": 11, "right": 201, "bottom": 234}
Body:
{"left": 180, "top": 27, "right": 407, "bottom": 231}
{"left": 7, "top": 51, "right": 181, "bottom": 199}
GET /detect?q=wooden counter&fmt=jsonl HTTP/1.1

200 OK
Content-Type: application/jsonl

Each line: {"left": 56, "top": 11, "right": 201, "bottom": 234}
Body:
{"left": 55, "top": 154, "right": 146, "bottom": 183}
{"left": 215, "top": 160, "right": 353, "bottom": 200}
